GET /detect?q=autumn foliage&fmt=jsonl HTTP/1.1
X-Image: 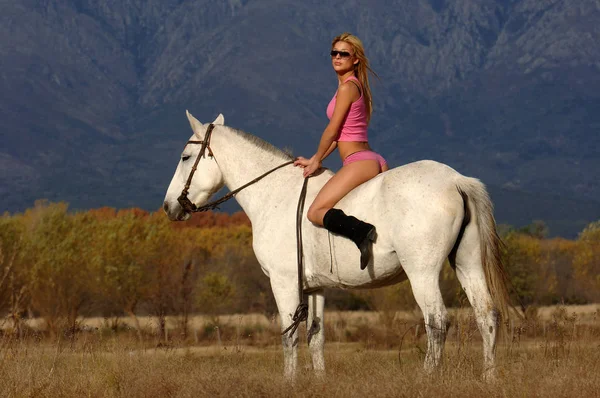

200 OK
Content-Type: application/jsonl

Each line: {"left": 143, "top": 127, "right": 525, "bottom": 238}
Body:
{"left": 0, "top": 201, "right": 598, "bottom": 336}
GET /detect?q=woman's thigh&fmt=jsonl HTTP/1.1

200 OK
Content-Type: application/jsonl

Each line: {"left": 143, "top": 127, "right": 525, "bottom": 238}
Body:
{"left": 308, "top": 159, "right": 381, "bottom": 224}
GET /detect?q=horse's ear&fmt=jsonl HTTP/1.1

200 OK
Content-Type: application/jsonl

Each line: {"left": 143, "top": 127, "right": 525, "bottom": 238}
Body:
{"left": 186, "top": 110, "right": 205, "bottom": 138}
{"left": 212, "top": 114, "right": 225, "bottom": 125}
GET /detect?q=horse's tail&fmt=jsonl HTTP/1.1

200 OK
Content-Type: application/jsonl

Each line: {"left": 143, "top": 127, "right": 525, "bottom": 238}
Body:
{"left": 456, "top": 177, "right": 511, "bottom": 328}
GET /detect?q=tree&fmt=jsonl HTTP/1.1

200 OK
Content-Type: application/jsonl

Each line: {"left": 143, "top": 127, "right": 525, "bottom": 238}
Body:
{"left": 141, "top": 212, "right": 188, "bottom": 342}
{"left": 502, "top": 231, "right": 544, "bottom": 306}
{"left": 176, "top": 247, "right": 208, "bottom": 339}
{"left": 0, "top": 214, "right": 30, "bottom": 335}
{"left": 519, "top": 220, "right": 549, "bottom": 239}
{"left": 573, "top": 221, "right": 600, "bottom": 302}
{"left": 196, "top": 272, "right": 236, "bottom": 325}
{"left": 91, "top": 211, "right": 153, "bottom": 337}
{"left": 541, "top": 238, "right": 578, "bottom": 304}
{"left": 24, "top": 202, "right": 96, "bottom": 335}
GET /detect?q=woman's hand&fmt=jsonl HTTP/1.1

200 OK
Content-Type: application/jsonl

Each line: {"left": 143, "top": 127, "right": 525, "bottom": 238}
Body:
{"left": 293, "top": 156, "right": 311, "bottom": 168}
{"left": 294, "top": 156, "right": 321, "bottom": 178}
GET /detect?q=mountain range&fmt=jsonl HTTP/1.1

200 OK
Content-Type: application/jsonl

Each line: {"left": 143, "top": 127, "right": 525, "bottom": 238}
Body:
{"left": 1, "top": 0, "right": 599, "bottom": 237}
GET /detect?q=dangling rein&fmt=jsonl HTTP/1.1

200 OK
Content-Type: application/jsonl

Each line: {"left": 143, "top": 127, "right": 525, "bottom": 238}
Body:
{"left": 281, "top": 177, "right": 309, "bottom": 338}
{"left": 176, "top": 124, "right": 309, "bottom": 337}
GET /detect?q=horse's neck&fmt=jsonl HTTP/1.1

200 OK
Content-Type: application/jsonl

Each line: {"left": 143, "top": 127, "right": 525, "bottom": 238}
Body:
{"left": 212, "top": 127, "right": 296, "bottom": 217}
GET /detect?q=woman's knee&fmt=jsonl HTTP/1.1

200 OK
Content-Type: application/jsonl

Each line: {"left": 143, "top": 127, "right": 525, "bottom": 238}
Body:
{"left": 307, "top": 205, "right": 326, "bottom": 225}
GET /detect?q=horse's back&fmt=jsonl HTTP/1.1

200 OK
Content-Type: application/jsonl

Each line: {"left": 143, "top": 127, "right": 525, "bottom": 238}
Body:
{"left": 303, "top": 160, "right": 469, "bottom": 289}
{"left": 338, "top": 160, "right": 466, "bottom": 218}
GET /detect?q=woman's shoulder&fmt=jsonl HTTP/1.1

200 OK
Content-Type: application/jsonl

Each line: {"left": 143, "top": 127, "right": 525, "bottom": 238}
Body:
{"left": 338, "top": 79, "right": 361, "bottom": 98}
{"left": 343, "top": 75, "right": 362, "bottom": 87}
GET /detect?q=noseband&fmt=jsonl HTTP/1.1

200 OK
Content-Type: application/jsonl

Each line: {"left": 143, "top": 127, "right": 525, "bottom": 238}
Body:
{"left": 176, "top": 123, "right": 294, "bottom": 213}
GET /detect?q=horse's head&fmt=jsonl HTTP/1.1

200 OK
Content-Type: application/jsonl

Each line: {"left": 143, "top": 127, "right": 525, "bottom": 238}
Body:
{"left": 163, "top": 111, "right": 225, "bottom": 221}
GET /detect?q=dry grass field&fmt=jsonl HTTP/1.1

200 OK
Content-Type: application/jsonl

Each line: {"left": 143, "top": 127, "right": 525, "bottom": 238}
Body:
{"left": 1, "top": 305, "right": 599, "bottom": 397}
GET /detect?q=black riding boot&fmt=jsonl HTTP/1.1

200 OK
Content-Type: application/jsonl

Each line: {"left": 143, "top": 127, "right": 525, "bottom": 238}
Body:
{"left": 322, "top": 208, "right": 376, "bottom": 270}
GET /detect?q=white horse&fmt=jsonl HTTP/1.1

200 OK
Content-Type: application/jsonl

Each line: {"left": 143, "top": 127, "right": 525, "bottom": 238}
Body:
{"left": 163, "top": 112, "right": 510, "bottom": 379}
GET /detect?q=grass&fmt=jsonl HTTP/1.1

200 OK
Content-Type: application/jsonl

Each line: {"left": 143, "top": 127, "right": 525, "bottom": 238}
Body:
{"left": 1, "top": 305, "right": 599, "bottom": 397}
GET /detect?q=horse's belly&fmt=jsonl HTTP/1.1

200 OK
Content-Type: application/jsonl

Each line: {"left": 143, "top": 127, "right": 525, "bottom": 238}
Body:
{"left": 305, "top": 234, "right": 405, "bottom": 290}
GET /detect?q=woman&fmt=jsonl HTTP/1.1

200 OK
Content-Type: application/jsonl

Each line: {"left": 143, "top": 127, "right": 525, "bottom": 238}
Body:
{"left": 294, "top": 33, "right": 387, "bottom": 270}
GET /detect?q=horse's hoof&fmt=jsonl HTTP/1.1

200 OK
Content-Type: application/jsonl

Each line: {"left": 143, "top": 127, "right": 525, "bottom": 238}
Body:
{"left": 482, "top": 367, "right": 498, "bottom": 383}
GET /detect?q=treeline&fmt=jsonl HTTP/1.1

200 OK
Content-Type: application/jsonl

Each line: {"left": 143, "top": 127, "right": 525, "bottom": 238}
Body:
{"left": 0, "top": 200, "right": 265, "bottom": 338}
{"left": 0, "top": 201, "right": 599, "bottom": 336}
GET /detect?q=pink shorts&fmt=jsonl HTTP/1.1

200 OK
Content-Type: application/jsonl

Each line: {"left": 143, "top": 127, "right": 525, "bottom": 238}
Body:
{"left": 343, "top": 150, "right": 387, "bottom": 171}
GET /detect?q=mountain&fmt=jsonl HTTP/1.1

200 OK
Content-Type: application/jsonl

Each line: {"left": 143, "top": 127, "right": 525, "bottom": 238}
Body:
{"left": 1, "top": 0, "right": 599, "bottom": 237}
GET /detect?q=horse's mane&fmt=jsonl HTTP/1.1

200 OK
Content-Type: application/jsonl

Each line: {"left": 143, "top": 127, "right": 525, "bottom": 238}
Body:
{"left": 231, "top": 127, "right": 294, "bottom": 161}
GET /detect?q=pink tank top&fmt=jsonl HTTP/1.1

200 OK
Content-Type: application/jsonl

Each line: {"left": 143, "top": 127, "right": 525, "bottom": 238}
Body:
{"left": 326, "top": 75, "right": 368, "bottom": 142}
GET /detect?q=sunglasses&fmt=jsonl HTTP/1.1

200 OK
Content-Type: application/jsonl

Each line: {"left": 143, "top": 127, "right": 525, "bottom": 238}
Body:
{"left": 330, "top": 50, "right": 352, "bottom": 58}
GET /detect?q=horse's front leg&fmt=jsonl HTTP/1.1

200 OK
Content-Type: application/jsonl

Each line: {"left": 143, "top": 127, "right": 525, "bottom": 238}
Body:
{"left": 307, "top": 290, "right": 325, "bottom": 375}
{"left": 271, "top": 276, "right": 300, "bottom": 380}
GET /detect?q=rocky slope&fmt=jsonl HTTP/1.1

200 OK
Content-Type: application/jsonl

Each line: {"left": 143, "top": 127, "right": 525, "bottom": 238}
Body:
{"left": 1, "top": 0, "right": 599, "bottom": 236}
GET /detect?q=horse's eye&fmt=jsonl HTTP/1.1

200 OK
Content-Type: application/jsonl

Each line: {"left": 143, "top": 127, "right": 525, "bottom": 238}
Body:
{"left": 182, "top": 156, "right": 190, "bottom": 162}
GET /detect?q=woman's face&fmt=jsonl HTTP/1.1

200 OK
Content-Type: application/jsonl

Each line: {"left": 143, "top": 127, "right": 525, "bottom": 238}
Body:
{"left": 331, "top": 41, "right": 358, "bottom": 74}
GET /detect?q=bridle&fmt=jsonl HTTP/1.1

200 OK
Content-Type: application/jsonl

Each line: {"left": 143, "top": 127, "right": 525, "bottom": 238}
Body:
{"left": 176, "top": 123, "right": 294, "bottom": 213}
{"left": 177, "top": 123, "right": 216, "bottom": 212}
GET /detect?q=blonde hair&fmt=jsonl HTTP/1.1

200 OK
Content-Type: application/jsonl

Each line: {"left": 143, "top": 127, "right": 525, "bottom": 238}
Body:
{"left": 331, "top": 33, "right": 378, "bottom": 122}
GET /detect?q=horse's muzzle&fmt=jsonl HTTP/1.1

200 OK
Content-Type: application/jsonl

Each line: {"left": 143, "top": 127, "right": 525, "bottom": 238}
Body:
{"left": 163, "top": 200, "right": 191, "bottom": 221}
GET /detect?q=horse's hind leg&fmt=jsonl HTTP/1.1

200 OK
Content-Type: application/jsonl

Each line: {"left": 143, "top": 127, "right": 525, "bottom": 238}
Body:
{"left": 450, "top": 223, "right": 499, "bottom": 379}
{"left": 307, "top": 290, "right": 325, "bottom": 374}
{"left": 404, "top": 262, "right": 449, "bottom": 373}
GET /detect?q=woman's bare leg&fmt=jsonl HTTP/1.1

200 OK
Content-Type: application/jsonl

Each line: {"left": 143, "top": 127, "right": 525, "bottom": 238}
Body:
{"left": 307, "top": 160, "right": 380, "bottom": 226}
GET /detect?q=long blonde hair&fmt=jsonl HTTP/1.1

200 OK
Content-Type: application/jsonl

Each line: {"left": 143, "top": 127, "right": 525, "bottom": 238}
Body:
{"left": 331, "top": 33, "right": 378, "bottom": 122}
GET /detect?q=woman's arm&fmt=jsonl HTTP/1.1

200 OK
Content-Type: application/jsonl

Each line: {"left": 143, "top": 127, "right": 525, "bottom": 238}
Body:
{"left": 321, "top": 141, "right": 338, "bottom": 161}
{"left": 313, "top": 83, "right": 357, "bottom": 160}
{"left": 294, "top": 141, "right": 336, "bottom": 169}
{"left": 296, "top": 83, "right": 358, "bottom": 177}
